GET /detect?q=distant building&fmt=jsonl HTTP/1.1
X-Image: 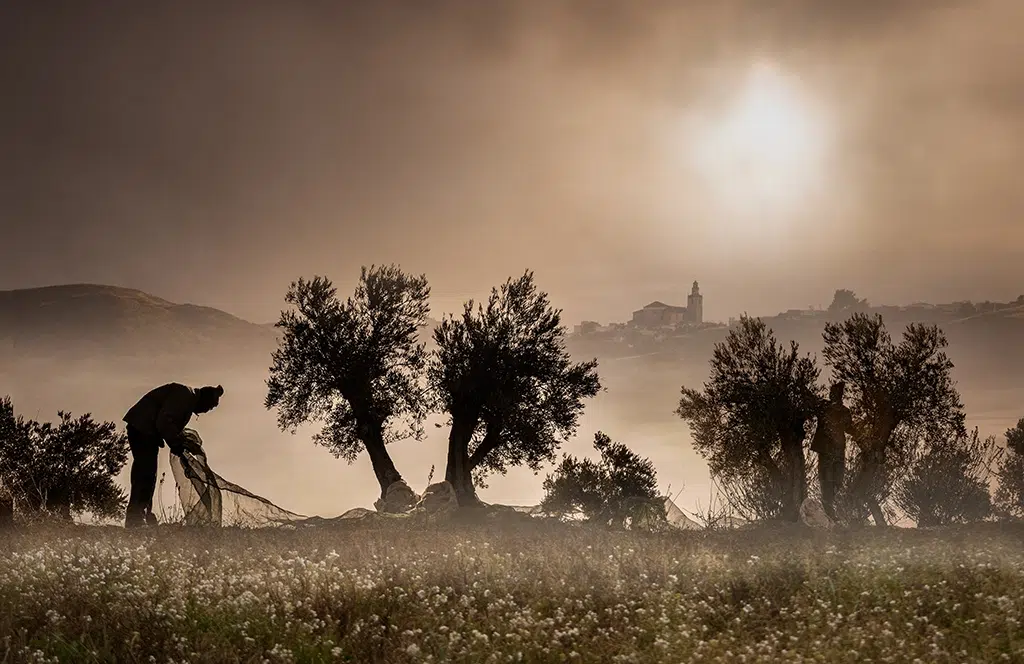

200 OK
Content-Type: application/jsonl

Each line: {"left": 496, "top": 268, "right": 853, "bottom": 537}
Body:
{"left": 573, "top": 320, "right": 602, "bottom": 335}
{"left": 687, "top": 281, "right": 704, "bottom": 324}
{"left": 632, "top": 301, "right": 688, "bottom": 327}
{"left": 631, "top": 281, "right": 704, "bottom": 328}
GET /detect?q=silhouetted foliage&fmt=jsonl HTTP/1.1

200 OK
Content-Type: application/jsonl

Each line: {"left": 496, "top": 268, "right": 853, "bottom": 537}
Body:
{"left": 265, "top": 266, "right": 431, "bottom": 497}
{"left": 995, "top": 418, "right": 1024, "bottom": 520}
{"left": 996, "top": 456, "right": 1024, "bottom": 521}
{"left": 895, "top": 427, "right": 999, "bottom": 527}
{"left": 828, "top": 289, "right": 869, "bottom": 314}
{"left": 822, "top": 314, "right": 966, "bottom": 525}
{"left": 429, "top": 271, "right": 601, "bottom": 506}
{"left": 0, "top": 403, "right": 12, "bottom": 527}
{"left": 1006, "top": 418, "right": 1024, "bottom": 456}
{"left": 676, "top": 316, "right": 822, "bottom": 522}
{"left": 540, "top": 432, "right": 666, "bottom": 530}
{"left": 715, "top": 465, "right": 789, "bottom": 523}
{"left": 0, "top": 397, "right": 129, "bottom": 521}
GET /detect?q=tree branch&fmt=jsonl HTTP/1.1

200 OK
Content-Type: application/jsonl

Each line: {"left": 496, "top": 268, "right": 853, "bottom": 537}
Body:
{"left": 469, "top": 426, "right": 503, "bottom": 469}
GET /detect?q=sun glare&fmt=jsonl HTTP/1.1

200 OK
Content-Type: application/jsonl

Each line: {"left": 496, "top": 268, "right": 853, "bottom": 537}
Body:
{"left": 689, "top": 61, "right": 831, "bottom": 222}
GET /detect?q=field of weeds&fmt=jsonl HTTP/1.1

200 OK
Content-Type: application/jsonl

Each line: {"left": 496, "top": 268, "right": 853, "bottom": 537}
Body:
{"left": 1, "top": 519, "right": 1023, "bottom": 664}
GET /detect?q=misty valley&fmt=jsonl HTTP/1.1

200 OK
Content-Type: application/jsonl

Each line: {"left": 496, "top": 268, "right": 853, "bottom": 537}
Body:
{"left": 2, "top": 275, "right": 1024, "bottom": 662}
{"left": 4, "top": 1, "right": 1024, "bottom": 660}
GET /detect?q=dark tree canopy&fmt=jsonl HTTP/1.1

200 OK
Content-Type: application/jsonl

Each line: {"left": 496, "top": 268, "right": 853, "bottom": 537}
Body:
{"left": 828, "top": 289, "right": 869, "bottom": 314}
{"left": 996, "top": 418, "right": 1024, "bottom": 520}
{"left": 1006, "top": 418, "right": 1024, "bottom": 456}
{"left": 996, "top": 454, "right": 1024, "bottom": 521}
{"left": 0, "top": 397, "right": 129, "bottom": 521}
{"left": 541, "top": 432, "right": 666, "bottom": 530}
{"left": 895, "top": 427, "right": 998, "bottom": 527}
{"left": 265, "top": 265, "right": 431, "bottom": 496}
{"left": 429, "top": 271, "right": 601, "bottom": 504}
{"left": 821, "top": 314, "right": 966, "bottom": 525}
{"left": 676, "top": 316, "right": 821, "bottom": 522}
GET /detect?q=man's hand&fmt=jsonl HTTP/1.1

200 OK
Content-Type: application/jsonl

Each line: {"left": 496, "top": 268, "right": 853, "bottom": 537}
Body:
{"left": 182, "top": 436, "right": 206, "bottom": 457}
{"left": 165, "top": 434, "right": 187, "bottom": 457}
{"left": 166, "top": 434, "right": 203, "bottom": 458}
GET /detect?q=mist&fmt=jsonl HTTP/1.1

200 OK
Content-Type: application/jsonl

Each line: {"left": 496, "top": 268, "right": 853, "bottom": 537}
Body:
{"left": 3, "top": 0, "right": 1024, "bottom": 517}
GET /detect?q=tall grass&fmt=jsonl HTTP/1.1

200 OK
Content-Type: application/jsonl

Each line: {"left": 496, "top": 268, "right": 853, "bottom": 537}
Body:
{"left": 1, "top": 519, "right": 1022, "bottom": 663}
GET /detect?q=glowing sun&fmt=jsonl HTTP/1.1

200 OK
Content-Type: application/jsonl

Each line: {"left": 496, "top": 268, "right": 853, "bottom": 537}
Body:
{"left": 689, "top": 61, "right": 831, "bottom": 219}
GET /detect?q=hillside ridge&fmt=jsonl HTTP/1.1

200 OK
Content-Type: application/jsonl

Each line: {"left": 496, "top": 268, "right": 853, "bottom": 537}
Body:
{"left": 0, "top": 283, "right": 275, "bottom": 361}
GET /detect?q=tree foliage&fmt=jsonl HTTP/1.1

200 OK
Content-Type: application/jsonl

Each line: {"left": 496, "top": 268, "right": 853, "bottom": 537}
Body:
{"left": 995, "top": 418, "right": 1024, "bottom": 520}
{"left": 716, "top": 465, "right": 790, "bottom": 522}
{"left": 828, "top": 289, "right": 869, "bottom": 314}
{"left": 894, "top": 427, "right": 999, "bottom": 527}
{"left": 821, "top": 314, "right": 966, "bottom": 525}
{"left": 265, "top": 265, "right": 431, "bottom": 496}
{"left": 429, "top": 271, "right": 601, "bottom": 505}
{"left": 540, "top": 432, "right": 666, "bottom": 529}
{"left": 1006, "top": 418, "right": 1024, "bottom": 456}
{"left": 676, "top": 316, "right": 822, "bottom": 522}
{"left": 0, "top": 397, "right": 129, "bottom": 521}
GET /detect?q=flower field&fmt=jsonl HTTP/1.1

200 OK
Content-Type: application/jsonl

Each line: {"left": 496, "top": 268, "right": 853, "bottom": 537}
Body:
{"left": 1, "top": 519, "right": 1023, "bottom": 663}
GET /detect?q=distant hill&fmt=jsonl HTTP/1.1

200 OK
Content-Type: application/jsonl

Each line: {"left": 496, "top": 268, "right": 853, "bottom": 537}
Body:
{"left": 0, "top": 284, "right": 278, "bottom": 362}
{"left": 4, "top": 283, "right": 1021, "bottom": 387}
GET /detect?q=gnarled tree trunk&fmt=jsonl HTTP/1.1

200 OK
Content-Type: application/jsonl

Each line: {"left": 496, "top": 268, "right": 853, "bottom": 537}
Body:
{"left": 361, "top": 421, "right": 404, "bottom": 499}
{"left": 445, "top": 417, "right": 484, "bottom": 507}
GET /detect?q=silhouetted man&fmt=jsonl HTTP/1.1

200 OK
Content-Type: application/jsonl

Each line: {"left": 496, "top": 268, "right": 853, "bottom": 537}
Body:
{"left": 122, "top": 383, "right": 223, "bottom": 528}
{"left": 810, "top": 381, "right": 856, "bottom": 521}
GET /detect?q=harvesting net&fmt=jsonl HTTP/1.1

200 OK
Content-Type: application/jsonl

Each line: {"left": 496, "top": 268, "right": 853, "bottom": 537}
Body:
{"left": 168, "top": 429, "right": 306, "bottom": 527}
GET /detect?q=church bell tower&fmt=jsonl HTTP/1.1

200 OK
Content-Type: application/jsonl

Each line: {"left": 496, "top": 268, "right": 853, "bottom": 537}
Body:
{"left": 687, "top": 281, "right": 703, "bottom": 324}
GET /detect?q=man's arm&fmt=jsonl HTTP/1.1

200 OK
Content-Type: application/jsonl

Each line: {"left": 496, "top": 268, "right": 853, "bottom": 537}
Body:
{"left": 155, "top": 387, "right": 195, "bottom": 455}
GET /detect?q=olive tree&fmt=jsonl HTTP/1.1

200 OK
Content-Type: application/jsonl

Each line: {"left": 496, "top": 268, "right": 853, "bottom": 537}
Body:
{"left": 266, "top": 265, "right": 431, "bottom": 498}
{"left": 995, "top": 418, "right": 1024, "bottom": 520}
{"left": 822, "top": 314, "right": 965, "bottom": 525}
{"left": 676, "top": 316, "right": 822, "bottom": 522}
{"left": 429, "top": 271, "right": 601, "bottom": 506}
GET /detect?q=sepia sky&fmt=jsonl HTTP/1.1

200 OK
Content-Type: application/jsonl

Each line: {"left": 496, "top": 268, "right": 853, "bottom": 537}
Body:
{"left": 2, "top": 0, "right": 1023, "bottom": 326}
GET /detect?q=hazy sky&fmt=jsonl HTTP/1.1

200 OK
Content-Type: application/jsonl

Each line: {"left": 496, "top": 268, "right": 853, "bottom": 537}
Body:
{"left": 3, "top": 0, "right": 1023, "bottom": 325}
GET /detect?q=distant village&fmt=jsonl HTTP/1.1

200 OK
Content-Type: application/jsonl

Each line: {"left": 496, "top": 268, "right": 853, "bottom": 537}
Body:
{"left": 571, "top": 281, "right": 1024, "bottom": 345}
{"left": 572, "top": 281, "right": 717, "bottom": 339}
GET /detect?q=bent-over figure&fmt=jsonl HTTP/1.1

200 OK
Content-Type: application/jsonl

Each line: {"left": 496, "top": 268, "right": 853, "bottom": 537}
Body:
{"left": 810, "top": 381, "right": 856, "bottom": 521}
{"left": 122, "top": 383, "right": 223, "bottom": 528}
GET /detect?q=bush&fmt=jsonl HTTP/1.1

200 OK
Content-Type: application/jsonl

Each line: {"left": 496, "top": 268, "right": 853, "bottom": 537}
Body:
{"left": 895, "top": 428, "right": 999, "bottom": 527}
{"left": 541, "top": 431, "right": 666, "bottom": 530}
{"left": 0, "top": 397, "right": 129, "bottom": 521}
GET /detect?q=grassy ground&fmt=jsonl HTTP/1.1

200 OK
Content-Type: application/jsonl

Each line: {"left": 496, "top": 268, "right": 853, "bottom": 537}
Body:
{"left": 1, "top": 518, "right": 1023, "bottom": 664}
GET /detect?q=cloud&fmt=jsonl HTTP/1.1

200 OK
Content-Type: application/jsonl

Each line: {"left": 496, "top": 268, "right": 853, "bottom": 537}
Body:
{"left": 0, "top": 0, "right": 1020, "bottom": 323}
